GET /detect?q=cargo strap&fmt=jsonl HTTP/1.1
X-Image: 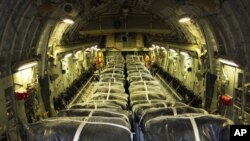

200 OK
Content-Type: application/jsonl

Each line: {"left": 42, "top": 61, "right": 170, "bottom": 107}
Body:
{"left": 106, "top": 82, "right": 111, "bottom": 100}
{"left": 73, "top": 121, "right": 87, "bottom": 141}
{"left": 172, "top": 107, "right": 177, "bottom": 116}
{"left": 144, "top": 81, "right": 149, "bottom": 100}
{"left": 189, "top": 117, "right": 201, "bottom": 141}
{"left": 94, "top": 103, "right": 97, "bottom": 110}
{"left": 140, "top": 71, "right": 143, "bottom": 81}
{"left": 163, "top": 103, "right": 167, "bottom": 107}
{"left": 88, "top": 110, "right": 94, "bottom": 118}
{"left": 73, "top": 110, "right": 94, "bottom": 141}
{"left": 73, "top": 121, "right": 132, "bottom": 141}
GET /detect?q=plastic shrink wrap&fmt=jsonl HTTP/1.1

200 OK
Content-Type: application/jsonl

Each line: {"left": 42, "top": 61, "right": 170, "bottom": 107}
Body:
{"left": 144, "top": 114, "right": 233, "bottom": 141}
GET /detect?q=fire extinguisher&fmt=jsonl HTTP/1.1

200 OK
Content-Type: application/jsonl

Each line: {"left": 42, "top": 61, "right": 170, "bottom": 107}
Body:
{"left": 16, "top": 88, "right": 29, "bottom": 100}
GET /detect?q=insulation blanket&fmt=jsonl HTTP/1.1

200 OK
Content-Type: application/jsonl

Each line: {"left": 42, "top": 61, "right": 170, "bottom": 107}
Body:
{"left": 144, "top": 114, "right": 233, "bottom": 141}
{"left": 26, "top": 117, "right": 132, "bottom": 141}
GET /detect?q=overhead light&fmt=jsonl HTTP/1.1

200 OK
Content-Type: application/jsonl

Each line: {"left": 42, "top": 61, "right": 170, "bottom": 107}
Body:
{"left": 90, "top": 45, "right": 98, "bottom": 49}
{"left": 149, "top": 47, "right": 154, "bottom": 51}
{"left": 170, "top": 49, "right": 176, "bottom": 52}
{"left": 218, "top": 58, "right": 239, "bottom": 67}
{"left": 75, "top": 50, "right": 82, "bottom": 54}
{"left": 17, "top": 61, "right": 38, "bottom": 71}
{"left": 179, "top": 17, "right": 191, "bottom": 23}
{"left": 85, "top": 48, "right": 90, "bottom": 51}
{"left": 161, "top": 47, "right": 165, "bottom": 50}
{"left": 64, "top": 53, "right": 72, "bottom": 58}
{"left": 63, "top": 18, "right": 74, "bottom": 24}
{"left": 180, "top": 51, "right": 189, "bottom": 56}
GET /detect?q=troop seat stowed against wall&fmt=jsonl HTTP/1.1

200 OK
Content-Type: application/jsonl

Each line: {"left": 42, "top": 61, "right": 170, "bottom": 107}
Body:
{"left": 24, "top": 55, "right": 233, "bottom": 141}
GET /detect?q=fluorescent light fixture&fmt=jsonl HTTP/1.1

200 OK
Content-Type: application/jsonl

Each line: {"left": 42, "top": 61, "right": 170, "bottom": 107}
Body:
{"left": 170, "top": 49, "right": 176, "bottom": 52}
{"left": 90, "top": 45, "right": 98, "bottom": 49}
{"left": 17, "top": 61, "right": 38, "bottom": 71}
{"left": 63, "top": 18, "right": 74, "bottom": 24}
{"left": 161, "top": 47, "right": 165, "bottom": 50}
{"left": 180, "top": 51, "right": 189, "bottom": 56}
{"left": 179, "top": 17, "right": 191, "bottom": 23}
{"left": 64, "top": 53, "right": 72, "bottom": 58}
{"left": 75, "top": 50, "right": 82, "bottom": 54}
{"left": 218, "top": 58, "right": 239, "bottom": 67}
{"left": 149, "top": 47, "right": 154, "bottom": 51}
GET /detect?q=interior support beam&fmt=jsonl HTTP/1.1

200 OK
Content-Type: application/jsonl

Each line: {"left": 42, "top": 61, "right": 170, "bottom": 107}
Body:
{"left": 56, "top": 43, "right": 98, "bottom": 54}
{"left": 189, "top": 0, "right": 216, "bottom": 11}
{"left": 102, "top": 47, "right": 149, "bottom": 52}
{"left": 79, "top": 29, "right": 171, "bottom": 35}
{"left": 152, "top": 41, "right": 199, "bottom": 52}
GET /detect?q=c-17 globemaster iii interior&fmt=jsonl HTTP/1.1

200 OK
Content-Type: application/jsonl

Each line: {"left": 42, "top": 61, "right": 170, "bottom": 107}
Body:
{"left": 0, "top": 0, "right": 250, "bottom": 141}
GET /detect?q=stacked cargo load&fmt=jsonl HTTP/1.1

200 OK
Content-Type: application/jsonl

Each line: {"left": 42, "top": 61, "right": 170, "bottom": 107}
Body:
{"left": 25, "top": 55, "right": 133, "bottom": 141}
{"left": 144, "top": 114, "right": 233, "bottom": 141}
{"left": 24, "top": 54, "right": 233, "bottom": 141}
{"left": 26, "top": 117, "right": 132, "bottom": 141}
{"left": 126, "top": 55, "right": 233, "bottom": 141}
